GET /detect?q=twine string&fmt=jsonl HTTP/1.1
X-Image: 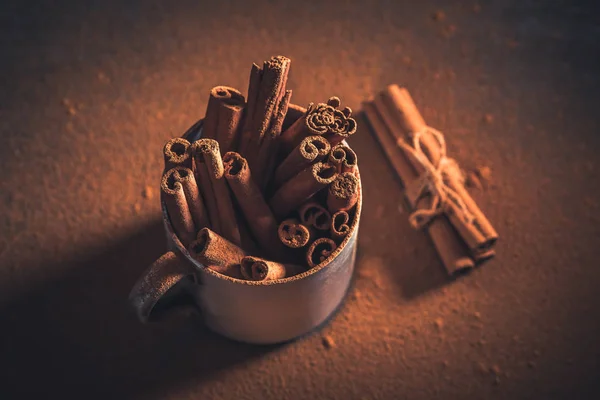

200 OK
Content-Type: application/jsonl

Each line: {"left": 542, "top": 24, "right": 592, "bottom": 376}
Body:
{"left": 396, "top": 127, "right": 474, "bottom": 229}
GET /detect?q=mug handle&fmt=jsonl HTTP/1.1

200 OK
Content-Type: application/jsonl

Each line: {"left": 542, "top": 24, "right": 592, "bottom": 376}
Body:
{"left": 128, "top": 251, "right": 198, "bottom": 322}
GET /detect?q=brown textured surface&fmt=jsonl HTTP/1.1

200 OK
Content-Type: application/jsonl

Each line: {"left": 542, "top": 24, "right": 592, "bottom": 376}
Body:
{"left": 1, "top": 0, "right": 600, "bottom": 399}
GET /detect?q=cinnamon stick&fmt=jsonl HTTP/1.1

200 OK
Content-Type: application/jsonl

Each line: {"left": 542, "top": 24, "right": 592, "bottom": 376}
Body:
{"left": 222, "top": 151, "right": 289, "bottom": 261}
{"left": 251, "top": 56, "right": 291, "bottom": 143}
{"left": 163, "top": 138, "right": 192, "bottom": 170}
{"left": 325, "top": 100, "right": 357, "bottom": 146}
{"left": 278, "top": 218, "right": 311, "bottom": 249}
{"left": 164, "top": 166, "right": 209, "bottom": 231}
{"left": 240, "top": 256, "right": 305, "bottom": 281}
{"left": 326, "top": 172, "right": 359, "bottom": 213}
{"left": 306, "top": 238, "right": 337, "bottom": 269}
{"left": 188, "top": 228, "right": 246, "bottom": 279}
{"left": 238, "top": 63, "right": 263, "bottom": 155}
{"left": 190, "top": 139, "right": 241, "bottom": 246}
{"left": 269, "top": 161, "right": 338, "bottom": 220}
{"left": 255, "top": 89, "right": 292, "bottom": 189}
{"left": 380, "top": 85, "right": 498, "bottom": 251}
{"left": 363, "top": 101, "right": 475, "bottom": 275}
{"left": 279, "top": 97, "right": 357, "bottom": 156}
{"left": 272, "top": 135, "right": 331, "bottom": 189}
{"left": 160, "top": 168, "right": 197, "bottom": 247}
{"left": 241, "top": 56, "right": 291, "bottom": 172}
{"left": 202, "top": 86, "right": 246, "bottom": 153}
{"left": 330, "top": 211, "right": 351, "bottom": 241}
{"left": 328, "top": 144, "right": 358, "bottom": 175}
{"left": 298, "top": 201, "right": 332, "bottom": 231}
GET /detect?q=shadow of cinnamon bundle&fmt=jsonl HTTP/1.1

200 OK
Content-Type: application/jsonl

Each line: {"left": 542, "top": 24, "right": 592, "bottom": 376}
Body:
{"left": 159, "top": 55, "right": 362, "bottom": 281}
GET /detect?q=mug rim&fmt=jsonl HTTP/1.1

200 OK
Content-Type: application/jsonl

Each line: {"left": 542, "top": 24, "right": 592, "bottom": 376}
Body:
{"left": 163, "top": 115, "right": 362, "bottom": 286}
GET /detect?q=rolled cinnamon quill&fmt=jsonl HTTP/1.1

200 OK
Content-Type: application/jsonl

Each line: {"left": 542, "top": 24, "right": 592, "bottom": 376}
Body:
{"left": 328, "top": 144, "right": 358, "bottom": 175}
{"left": 330, "top": 210, "right": 351, "bottom": 241}
{"left": 255, "top": 89, "right": 292, "bottom": 189}
{"left": 238, "top": 62, "right": 263, "bottom": 155}
{"left": 251, "top": 56, "right": 291, "bottom": 142}
{"left": 222, "top": 151, "right": 289, "bottom": 261}
{"left": 163, "top": 138, "right": 192, "bottom": 170}
{"left": 161, "top": 168, "right": 197, "bottom": 247}
{"left": 324, "top": 100, "right": 357, "bottom": 146}
{"left": 279, "top": 97, "right": 357, "bottom": 156}
{"left": 191, "top": 139, "right": 241, "bottom": 246}
{"left": 189, "top": 228, "right": 246, "bottom": 279}
{"left": 240, "top": 56, "right": 291, "bottom": 165}
{"left": 363, "top": 101, "right": 475, "bottom": 275}
{"left": 164, "top": 166, "right": 209, "bottom": 231}
{"left": 269, "top": 162, "right": 338, "bottom": 220}
{"left": 278, "top": 218, "right": 311, "bottom": 248}
{"left": 327, "top": 172, "right": 359, "bottom": 214}
{"left": 273, "top": 135, "right": 331, "bottom": 190}
{"left": 202, "top": 86, "right": 246, "bottom": 153}
{"left": 240, "top": 256, "right": 305, "bottom": 281}
{"left": 306, "top": 238, "right": 337, "bottom": 269}
{"left": 298, "top": 201, "right": 332, "bottom": 231}
{"left": 379, "top": 85, "right": 498, "bottom": 252}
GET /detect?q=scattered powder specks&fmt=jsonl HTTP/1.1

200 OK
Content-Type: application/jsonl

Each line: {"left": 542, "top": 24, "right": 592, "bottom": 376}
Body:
{"left": 143, "top": 186, "right": 154, "bottom": 200}
{"left": 322, "top": 335, "right": 336, "bottom": 350}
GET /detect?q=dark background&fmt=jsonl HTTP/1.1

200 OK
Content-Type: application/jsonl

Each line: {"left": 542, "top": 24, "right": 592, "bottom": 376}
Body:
{"left": 1, "top": 0, "right": 599, "bottom": 399}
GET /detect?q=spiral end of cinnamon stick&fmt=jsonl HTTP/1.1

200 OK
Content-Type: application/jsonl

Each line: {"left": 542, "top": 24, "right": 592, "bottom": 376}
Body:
{"left": 303, "top": 97, "right": 357, "bottom": 144}
{"left": 265, "top": 55, "right": 291, "bottom": 73}
{"left": 312, "top": 162, "right": 338, "bottom": 185}
{"left": 278, "top": 219, "right": 311, "bottom": 248}
{"left": 299, "top": 201, "right": 332, "bottom": 231}
{"left": 188, "top": 228, "right": 246, "bottom": 279}
{"left": 240, "top": 256, "right": 271, "bottom": 281}
{"left": 161, "top": 167, "right": 192, "bottom": 194}
{"left": 300, "top": 135, "right": 331, "bottom": 162}
{"left": 240, "top": 256, "right": 302, "bottom": 281}
{"left": 189, "top": 228, "right": 210, "bottom": 259}
{"left": 327, "top": 172, "right": 359, "bottom": 213}
{"left": 210, "top": 86, "right": 245, "bottom": 107}
{"left": 329, "top": 147, "right": 345, "bottom": 166}
{"left": 331, "top": 116, "right": 357, "bottom": 142}
{"left": 306, "top": 238, "right": 337, "bottom": 269}
{"left": 329, "top": 144, "right": 357, "bottom": 173}
{"left": 191, "top": 138, "right": 224, "bottom": 178}
{"left": 222, "top": 151, "right": 249, "bottom": 180}
{"left": 331, "top": 210, "right": 351, "bottom": 240}
{"left": 163, "top": 138, "right": 191, "bottom": 168}
{"left": 305, "top": 103, "right": 339, "bottom": 135}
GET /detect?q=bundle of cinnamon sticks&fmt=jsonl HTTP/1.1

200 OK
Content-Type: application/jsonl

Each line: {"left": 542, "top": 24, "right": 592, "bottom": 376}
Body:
{"left": 160, "top": 56, "right": 361, "bottom": 282}
{"left": 363, "top": 84, "right": 498, "bottom": 276}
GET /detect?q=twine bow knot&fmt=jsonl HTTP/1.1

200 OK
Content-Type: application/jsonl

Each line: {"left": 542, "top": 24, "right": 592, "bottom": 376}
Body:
{"left": 397, "top": 127, "right": 474, "bottom": 229}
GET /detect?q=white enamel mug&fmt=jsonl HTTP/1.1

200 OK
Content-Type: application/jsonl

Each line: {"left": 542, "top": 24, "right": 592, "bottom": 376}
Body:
{"left": 129, "top": 105, "right": 361, "bottom": 344}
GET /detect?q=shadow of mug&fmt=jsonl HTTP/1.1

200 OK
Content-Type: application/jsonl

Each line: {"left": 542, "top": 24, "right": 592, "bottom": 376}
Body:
{"left": 128, "top": 105, "right": 362, "bottom": 345}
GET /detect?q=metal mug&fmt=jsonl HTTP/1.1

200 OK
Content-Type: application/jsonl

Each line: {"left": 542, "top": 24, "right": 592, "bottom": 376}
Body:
{"left": 129, "top": 105, "right": 362, "bottom": 344}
